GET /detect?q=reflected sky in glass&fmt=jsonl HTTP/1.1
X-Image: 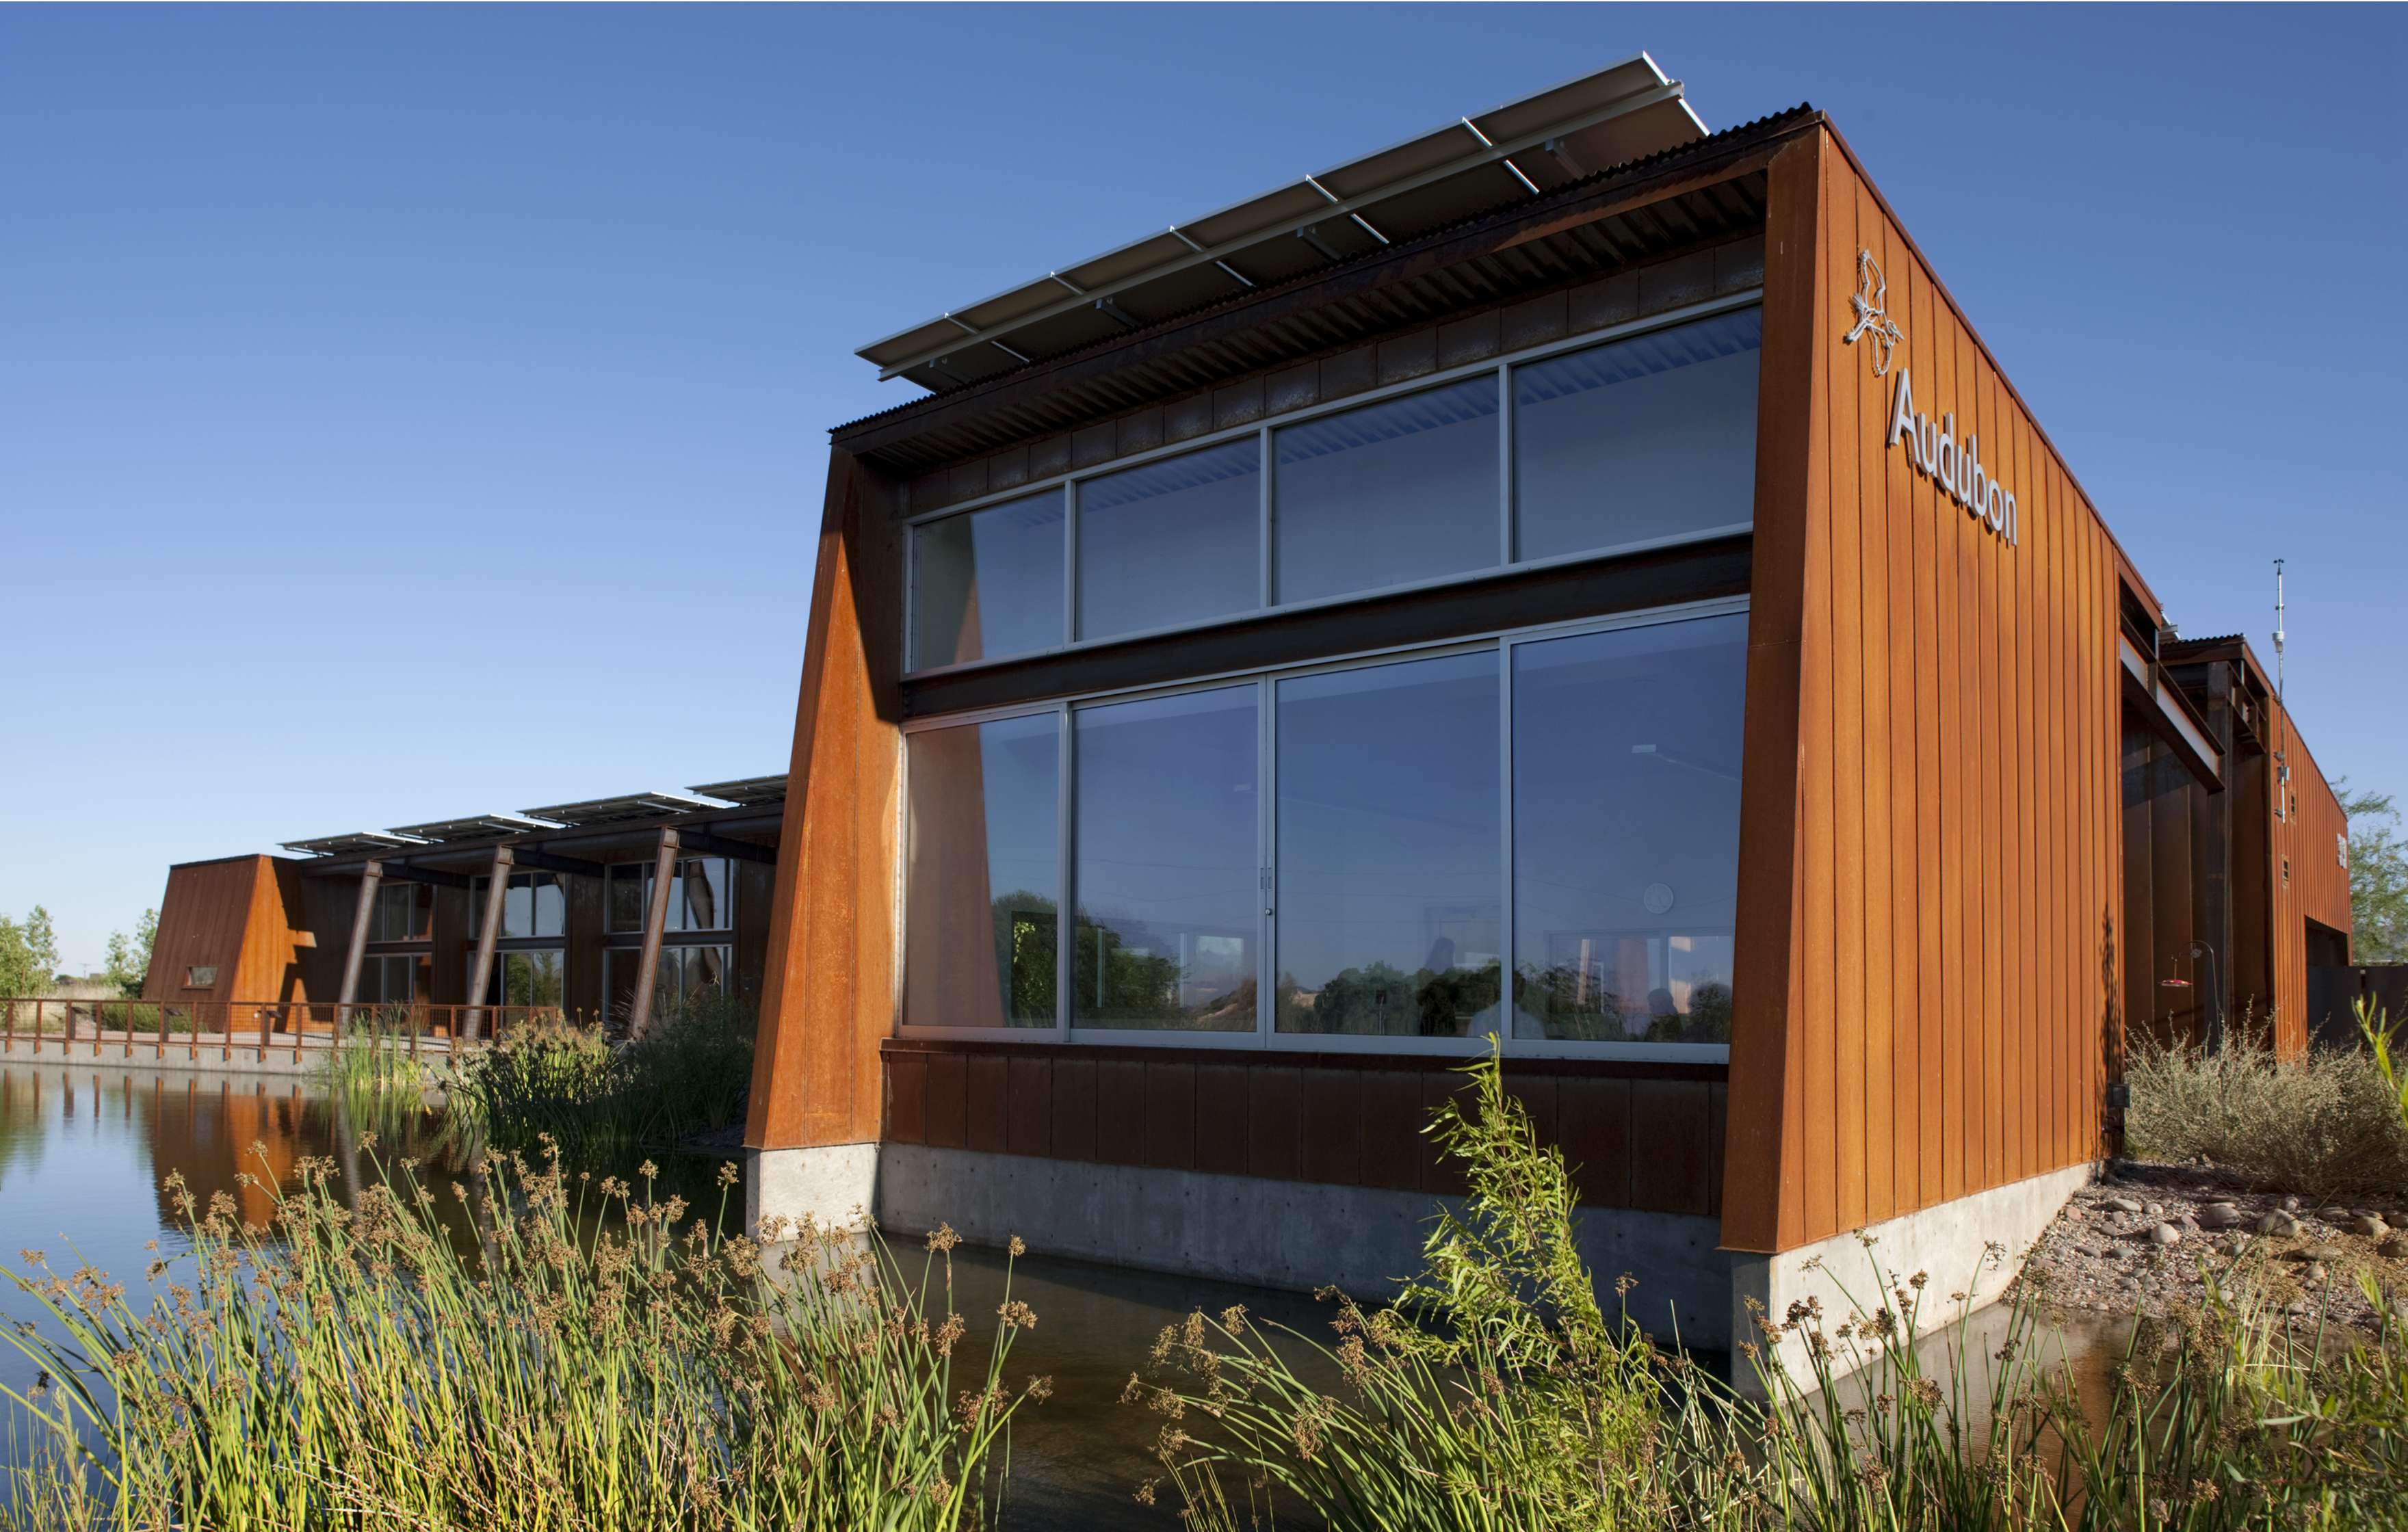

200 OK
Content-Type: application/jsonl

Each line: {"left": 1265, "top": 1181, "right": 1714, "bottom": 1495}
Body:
{"left": 1276, "top": 650, "right": 1498, "bottom": 1035}
{"left": 1073, "top": 686, "right": 1257, "bottom": 1031}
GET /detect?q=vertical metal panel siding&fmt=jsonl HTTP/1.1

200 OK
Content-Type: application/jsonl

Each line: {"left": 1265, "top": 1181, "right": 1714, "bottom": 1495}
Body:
{"left": 1720, "top": 128, "right": 2122, "bottom": 1252}
{"left": 2275, "top": 719, "right": 2354, "bottom": 1051}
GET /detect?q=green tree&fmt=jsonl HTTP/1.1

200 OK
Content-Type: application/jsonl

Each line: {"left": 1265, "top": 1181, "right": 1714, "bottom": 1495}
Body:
{"left": 0, "top": 906, "right": 61, "bottom": 999}
{"left": 2339, "top": 781, "right": 2408, "bottom": 963}
{"left": 103, "top": 908, "right": 159, "bottom": 998}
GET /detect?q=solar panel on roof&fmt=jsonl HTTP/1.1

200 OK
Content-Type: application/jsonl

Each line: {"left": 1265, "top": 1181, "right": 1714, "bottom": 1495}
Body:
{"left": 386, "top": 813, "right": 563, "bottom": 843}
{"left": 856, "top": 53, "right": 1705, "bottom": 391}
{"left": 520, "top": 791, "right": 716, "bottom": 826}
{"left": 687, "top": 776, "right": 788, "bottom": 806}
{"left": 280, "top": 831, "right": 428, "bottom": 858}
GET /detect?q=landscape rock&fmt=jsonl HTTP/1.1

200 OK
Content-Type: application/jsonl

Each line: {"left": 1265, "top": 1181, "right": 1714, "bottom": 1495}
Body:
{"left": 2353, "top": 1215, "right": 2391, "bottom": 1239}
{"left": 2259, "top": 1211, "right": 2302, "bottom": 1237}
{"left": 2102, "top": 1196, "right": 2144, "bottom": 1214}
{"left": 2379, "top": 1237, "right": 2408, "bottom": 1260}
{"left": 2303, "top": 1263, "right": 2330, "bottom": 1286}
{"left": 2197, "top": 1202, "right": 2245, "bottom": 1230}
{"left": 2149, "top": 1222, "right": 2182, "bottom": 1246}
{"left": 2284, "top": 1243, "right": 2343, "bottom": 1263}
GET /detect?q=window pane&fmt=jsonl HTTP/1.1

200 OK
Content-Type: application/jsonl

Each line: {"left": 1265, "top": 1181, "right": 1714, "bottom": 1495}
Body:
{"left": 905, "top": 713, "right": 1059, "bottom": 1027}
{"left": 1511, "top": 613, "right": 1746, "bottom": 1043}
{"left": 503, "top": 876, "right": 534, "bottom": 940}
{"left": 1513, "top": 309, "right": 1761, "bottom": 562}
{"left": 530, "top": 873, "right": 565, "bottom": 939}
{"left": 1079, "top": 440, "right": 1260, "bottom": 640}
{"left": 1276, "top": 652, "right": 1500, "bottom": 1035}
{"left": 1274, "top": 376, "right": 1498, "bottom": 605}
{"left": 910, "top": 489, "right": 1064, "bottom": 670}
{"left": 1073, "top": 686, "right": 1258, "bottom": 1031}
{"left": 607, "top": 864, "right": 645, "bottom": 933}
{"left": 499, "top": 950, "right": 564, "bottom": 1010}
{"left": 675, "top": 858, "right": 731, "bottom": 932}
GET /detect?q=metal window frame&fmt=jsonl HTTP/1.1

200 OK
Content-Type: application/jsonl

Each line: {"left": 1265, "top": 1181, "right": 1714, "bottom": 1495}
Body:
{"left": 900, "top": 289, "right": 1763, "bottom": 680}
{"left": 896, "top": 593, "right": 1746, "bottom": 1061}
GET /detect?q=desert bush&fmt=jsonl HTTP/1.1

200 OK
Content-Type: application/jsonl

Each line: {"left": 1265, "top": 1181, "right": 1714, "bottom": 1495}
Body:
{"left": 2123, "top": 1033, "right": 2408, "bottom": 1197}
{"left": 1, "top": 1141, "right": 1042, "bottom": 1531}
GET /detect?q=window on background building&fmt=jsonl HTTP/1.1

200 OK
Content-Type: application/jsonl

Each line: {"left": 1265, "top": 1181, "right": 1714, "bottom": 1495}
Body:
{"left": 493, "top": 953, "right": 563, "bottom": 1012}
{"left": 358, "top": 953, "right": 425, "bottom": 1007}
{"left": 910, "top": 488, "right": 1065, "bottom": 670}
{"left": 368, "top": 882, "right": 431, "bottom": 942}
{"left": 1071, "top": 685, "right": 1258, "bottom": 1031}
{"left": 1078, "top": 439, "right": 1261, "bottom": 641}
{"left": 605, "top": 858, "right": 734, "bottom": 934}
{"left": 1513, "top": 308, "right": 1761, "bottom": 561}
{"left": 471, "top": 871, "right": 566, "bottom": 940}
{"left": 1274, "top": 650, "right": 1500, "bottom": 1037}
{"left": 604, "top": 945, "right": 731, "bottom": 1026}
{"left": 903, "top": 713, "right": 1059, "bottom": 1028}
{"left": 1274, "top": 376, "right": 1500, "bottom": 605}
{"left": 1510, "top": 612, "right": 1746, "bottom": 1044}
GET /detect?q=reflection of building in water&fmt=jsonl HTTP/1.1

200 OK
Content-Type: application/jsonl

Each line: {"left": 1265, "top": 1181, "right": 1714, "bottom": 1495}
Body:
{"left": 144, "top": 779, "right": 785, "bottom": 1033}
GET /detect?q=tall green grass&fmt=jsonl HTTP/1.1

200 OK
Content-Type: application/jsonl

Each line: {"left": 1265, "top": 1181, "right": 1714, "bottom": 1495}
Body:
{"left": 447, "top": 996, "right": 754, "bottom": 1163}
{"left": 1135, "top": 1045, "right": 2408, "bottom": 1530}
{"left": 311, "top": 1009, "right": 430, "bottom": 1113}
{"left": 1, "top": 1140, "right": 1045, "bottom": 1531}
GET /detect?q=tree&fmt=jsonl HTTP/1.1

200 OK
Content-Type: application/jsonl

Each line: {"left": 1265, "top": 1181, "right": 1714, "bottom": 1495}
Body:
{"left": 103, "top": 908, "right": 159, "bottom": 998}
{"left": 2339, "top": 781, "right": 2408, "bottom": 963}
{"left": 0, "top": 906, "right": 61, "bottom": 999}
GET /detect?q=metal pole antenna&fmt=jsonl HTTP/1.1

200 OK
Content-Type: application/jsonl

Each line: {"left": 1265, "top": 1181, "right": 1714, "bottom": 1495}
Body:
{"left": 2273, "top": 558, "right": 2286, "bottom": 705}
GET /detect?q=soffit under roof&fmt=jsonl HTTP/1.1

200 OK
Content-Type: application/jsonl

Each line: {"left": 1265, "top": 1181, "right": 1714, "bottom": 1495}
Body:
{"left": 856, "top": 54, "right": 1705, "bottom": 393}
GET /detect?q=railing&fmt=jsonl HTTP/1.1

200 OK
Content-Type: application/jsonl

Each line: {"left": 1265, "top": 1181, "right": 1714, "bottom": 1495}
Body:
{"left": 0, "top": 999, "right": 602, "bottom": 1066}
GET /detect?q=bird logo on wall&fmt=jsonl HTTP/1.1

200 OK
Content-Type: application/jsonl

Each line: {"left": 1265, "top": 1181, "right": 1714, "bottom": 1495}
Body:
{"left": 1844, "top": 249, "right": 1904, "bottom": 376}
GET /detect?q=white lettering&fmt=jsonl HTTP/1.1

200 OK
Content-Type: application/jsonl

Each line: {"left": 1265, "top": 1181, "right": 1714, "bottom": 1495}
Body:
{"left": 1870, "top": 367, "right": 2021, "bottom": 549}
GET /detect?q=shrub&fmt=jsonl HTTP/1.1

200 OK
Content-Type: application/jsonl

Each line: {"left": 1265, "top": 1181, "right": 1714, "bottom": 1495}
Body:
{"left": 447, "top": 996, "right": 754, "bottom": 1165}
{"left": 1, "top": 1142, "right": 1043, "bottom": 1531}
{"left": 2123, "top": 1033, "right": 2408, "bottom": 1197}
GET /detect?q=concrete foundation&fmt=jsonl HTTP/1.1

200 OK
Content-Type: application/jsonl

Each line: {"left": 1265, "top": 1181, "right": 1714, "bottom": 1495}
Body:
{"left": 757, "top": 1140, "right": 1735, "bottom": 1347}
{"left": 1727, "top": 1160, "right": 2095, "bottom": 1384}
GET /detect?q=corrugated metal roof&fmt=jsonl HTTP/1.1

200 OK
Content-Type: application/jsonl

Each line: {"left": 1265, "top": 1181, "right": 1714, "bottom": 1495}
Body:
{"left": 856, "top": 55, "right": 1705, "bottom": 392}
{"left": 830, "top": 105, "right": 1809, "bottom": 474}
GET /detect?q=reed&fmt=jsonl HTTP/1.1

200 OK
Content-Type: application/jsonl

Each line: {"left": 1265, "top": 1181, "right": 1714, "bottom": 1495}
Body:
{"left": 1135, "top": 1045, "right": 2408, "bottom": 1531}
{"left": 1, "top": 1141, "right": 1044, "bottom": 1531}
{"left": 447, "top": 996, "right": 755, "bottom": 1163}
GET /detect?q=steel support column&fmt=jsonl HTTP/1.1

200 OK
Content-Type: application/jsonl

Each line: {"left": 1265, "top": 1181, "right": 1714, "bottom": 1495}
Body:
{"left": 335, "top": 860, "right": 384, "bottom": 1029}
{"left": 462, "top": 846, "right": 514, "bottom": 1042}
{"left": 627, "top": 829, "right": 680, "bottom": 1040}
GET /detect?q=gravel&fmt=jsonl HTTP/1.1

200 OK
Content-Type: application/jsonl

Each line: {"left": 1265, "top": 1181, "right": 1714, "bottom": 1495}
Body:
{"left": 2017, "top": 1160, "right": 2408, "bottom": 1332}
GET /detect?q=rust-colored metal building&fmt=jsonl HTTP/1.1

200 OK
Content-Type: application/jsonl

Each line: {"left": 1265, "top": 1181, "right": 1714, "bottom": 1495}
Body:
{"left": 742, "top": 57, "right": 2351, "bottom": 1352}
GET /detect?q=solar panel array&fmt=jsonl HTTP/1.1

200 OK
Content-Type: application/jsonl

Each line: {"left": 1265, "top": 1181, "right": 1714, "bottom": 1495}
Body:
{"left": 282, "top": 776, "right": 787, "bottom": 855}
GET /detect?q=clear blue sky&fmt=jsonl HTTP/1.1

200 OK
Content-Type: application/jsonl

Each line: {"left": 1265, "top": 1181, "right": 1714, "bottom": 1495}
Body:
{"left": 3, "top": 5, "right": 2400, "bottom": 971}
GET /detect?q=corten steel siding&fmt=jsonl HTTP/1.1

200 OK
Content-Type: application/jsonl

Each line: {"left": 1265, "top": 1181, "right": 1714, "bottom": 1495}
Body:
{"left": 144, "top": 855, "right": 313, "bottom": 1007}
{"left": 2274, "top": 717, "right": 2353, "bottom": 1048}
{"left": 1720, "top": 127, "right": 2127, "bottom": 1254}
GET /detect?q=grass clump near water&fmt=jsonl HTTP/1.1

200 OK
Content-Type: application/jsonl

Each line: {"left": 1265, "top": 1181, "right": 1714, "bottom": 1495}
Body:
{"left": 2125, "top": 1029, "right": 2408, "bottom": 1198}
{"left": 312, "top": 1009, "right": 431, "bottom": 1111}
{"left": 1, "top": 1140, "right": 1044, "bottom": 1532}
{"left": 448, "top": 995, "right": 755, "bottom": 1162}
{"left": 1134, "top": 1044, "right": 2408, "bottom": 1531}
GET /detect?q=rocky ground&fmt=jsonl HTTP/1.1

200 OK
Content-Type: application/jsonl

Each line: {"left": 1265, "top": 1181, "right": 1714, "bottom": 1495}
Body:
{"left": 2020, "top": 1160, "right": 2408, "bottom": 1332}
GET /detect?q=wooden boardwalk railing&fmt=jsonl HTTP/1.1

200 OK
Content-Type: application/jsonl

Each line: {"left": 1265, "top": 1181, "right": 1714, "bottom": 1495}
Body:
{"left": 0, "top": 999, "right": 603, "bottom": 1065}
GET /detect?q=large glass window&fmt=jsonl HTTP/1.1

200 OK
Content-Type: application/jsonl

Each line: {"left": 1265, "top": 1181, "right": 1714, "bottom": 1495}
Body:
{"left": 1079, "top": 440, "right": 1261, "bottom": 641}
{"left": 472, "top": 871, "right": 565, "bottom": 940}
{"left": 1510, "top": 612, "right": 1746, "bottom": 1043}
{"left": 358, "top": 953, "right": 426, "bottom": 1006}
{"left": 368, "top": 882, "right": 430, "bottom": 942}
{"left": 1513, "top": 308, "right": 1762, "bottom": 562}
{"left": 904, "top": 713, "right": 1060, "bottom": 1028}
{"left": 1072, "top": 686, "right": 1258, "bottom": 1031}
{"left": 911, "top": 488, "right": 1064, "bottom": 669}
{"left": 1274, "top": 375, "right": 1500, "bottom": 604}
{"left": 469, "top": 949, "right": 564, "bottom": 1010}
{"left": 605, "top": 945, "right": 731, "bottom": 1026}
{"left": 607, "top": 858, "right": 734, "bottom": 934}
{"left": 1274, "top": 651, "right": 1500, "bottom": 1036}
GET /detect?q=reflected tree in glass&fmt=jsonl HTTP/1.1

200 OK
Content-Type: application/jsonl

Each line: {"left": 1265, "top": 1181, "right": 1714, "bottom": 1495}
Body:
{"left": 1274, "top": 652, "right": 1500, "bottom": 1036}
{"left": 905, "top": 713, "right": 1059, "bottom": 1028}
{"left": 1072, "top": 687, "right": 1257, "bottom": 1031}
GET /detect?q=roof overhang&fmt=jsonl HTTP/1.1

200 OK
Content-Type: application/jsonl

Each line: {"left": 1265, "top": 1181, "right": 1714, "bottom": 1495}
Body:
{"left": 2122, "top": 633, "right": 2223, "bottom": 790}
{"left": 856, "top": 54, "right": 1705, "bottom": 393}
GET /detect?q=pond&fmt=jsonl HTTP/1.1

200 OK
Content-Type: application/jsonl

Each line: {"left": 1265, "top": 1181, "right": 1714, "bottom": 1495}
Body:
{"left": 0, "top": 1061, "right": 1333, "bottom": 1529}
{"left": 3, "top": 1059, "right": 2156, "bottom": 1528}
